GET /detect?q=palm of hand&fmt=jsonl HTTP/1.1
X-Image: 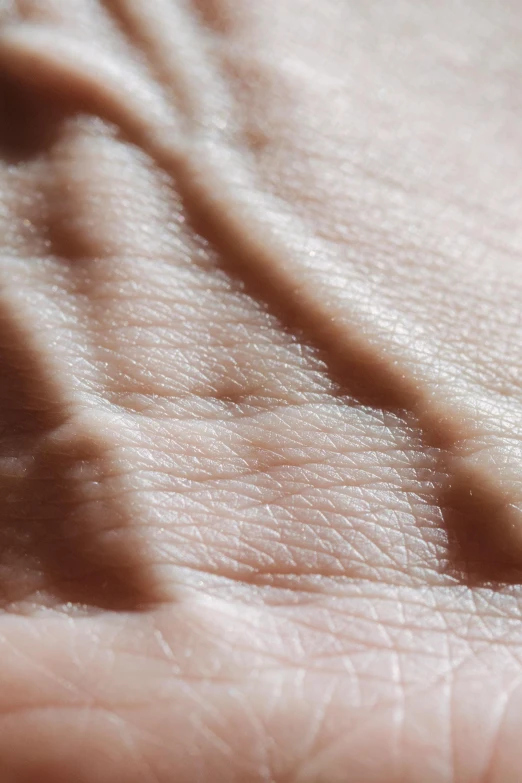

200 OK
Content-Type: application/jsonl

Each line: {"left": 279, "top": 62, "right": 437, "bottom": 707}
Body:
{"left": 1, "top": 1, "right": 522, "bottom": 781}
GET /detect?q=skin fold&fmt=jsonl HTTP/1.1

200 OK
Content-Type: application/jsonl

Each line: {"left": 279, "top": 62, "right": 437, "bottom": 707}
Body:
{"left": 1, "top": 0, "right": 522, "bottom": 780}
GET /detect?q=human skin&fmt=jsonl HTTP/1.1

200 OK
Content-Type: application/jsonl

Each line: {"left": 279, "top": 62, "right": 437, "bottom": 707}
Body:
{"left": 1, "top": 0, "right": 522, "bottom": 780}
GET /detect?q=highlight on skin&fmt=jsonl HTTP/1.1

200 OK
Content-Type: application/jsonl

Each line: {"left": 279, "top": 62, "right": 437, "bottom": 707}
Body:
{"left": 0, "top": 1, "right": 522, "bottom": 781}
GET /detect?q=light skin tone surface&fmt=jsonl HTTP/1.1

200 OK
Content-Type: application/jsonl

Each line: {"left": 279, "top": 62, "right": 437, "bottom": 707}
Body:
{"left": 1, "top": 0, "right": 522, "bottom": 780}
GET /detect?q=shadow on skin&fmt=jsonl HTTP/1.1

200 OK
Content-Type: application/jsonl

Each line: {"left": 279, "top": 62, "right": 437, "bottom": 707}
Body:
{"left": 0, "top": 72, "right": 63, "bottom": 163}
{"left": 0, "top": 38, "right": 520, "bottom": 608}
{"left": 0, "top": 314, "right": 159, "bottom": 612}
{"left": 0, "top": 71, "right": 161, "bottom": 612}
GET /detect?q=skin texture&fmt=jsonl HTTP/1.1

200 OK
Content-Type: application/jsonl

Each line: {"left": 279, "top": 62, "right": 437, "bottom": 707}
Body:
{"left": 1, "top": 0, "right": 522, "bottom": 780}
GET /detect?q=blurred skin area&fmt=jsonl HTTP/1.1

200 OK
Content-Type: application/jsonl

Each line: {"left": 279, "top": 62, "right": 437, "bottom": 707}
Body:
{"left": 1, "top": 0, "right": 522, "bottom": 780}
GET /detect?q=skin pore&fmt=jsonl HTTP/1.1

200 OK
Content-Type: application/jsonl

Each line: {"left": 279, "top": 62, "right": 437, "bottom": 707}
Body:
{"left": 1, "top": 0, "right": 522, "bottom": 780}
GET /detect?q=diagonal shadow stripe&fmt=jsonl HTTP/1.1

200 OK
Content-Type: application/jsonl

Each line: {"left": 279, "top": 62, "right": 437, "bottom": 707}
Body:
{"left": 1, "top": 11, "right": 521, "bottom": 593}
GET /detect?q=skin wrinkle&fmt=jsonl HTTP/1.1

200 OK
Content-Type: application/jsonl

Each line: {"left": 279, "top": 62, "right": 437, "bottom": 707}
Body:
{"left": 0, "top": 1, "right": 519, "bottom": 603}
{"left": 1, "top": 1, "right": 522, "bottom": 781}
{"left": 2, "top": 1, "right": 521, "bottom": 579}
{"left": 0, "top": 273, "right": 162, "bottom": 608}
